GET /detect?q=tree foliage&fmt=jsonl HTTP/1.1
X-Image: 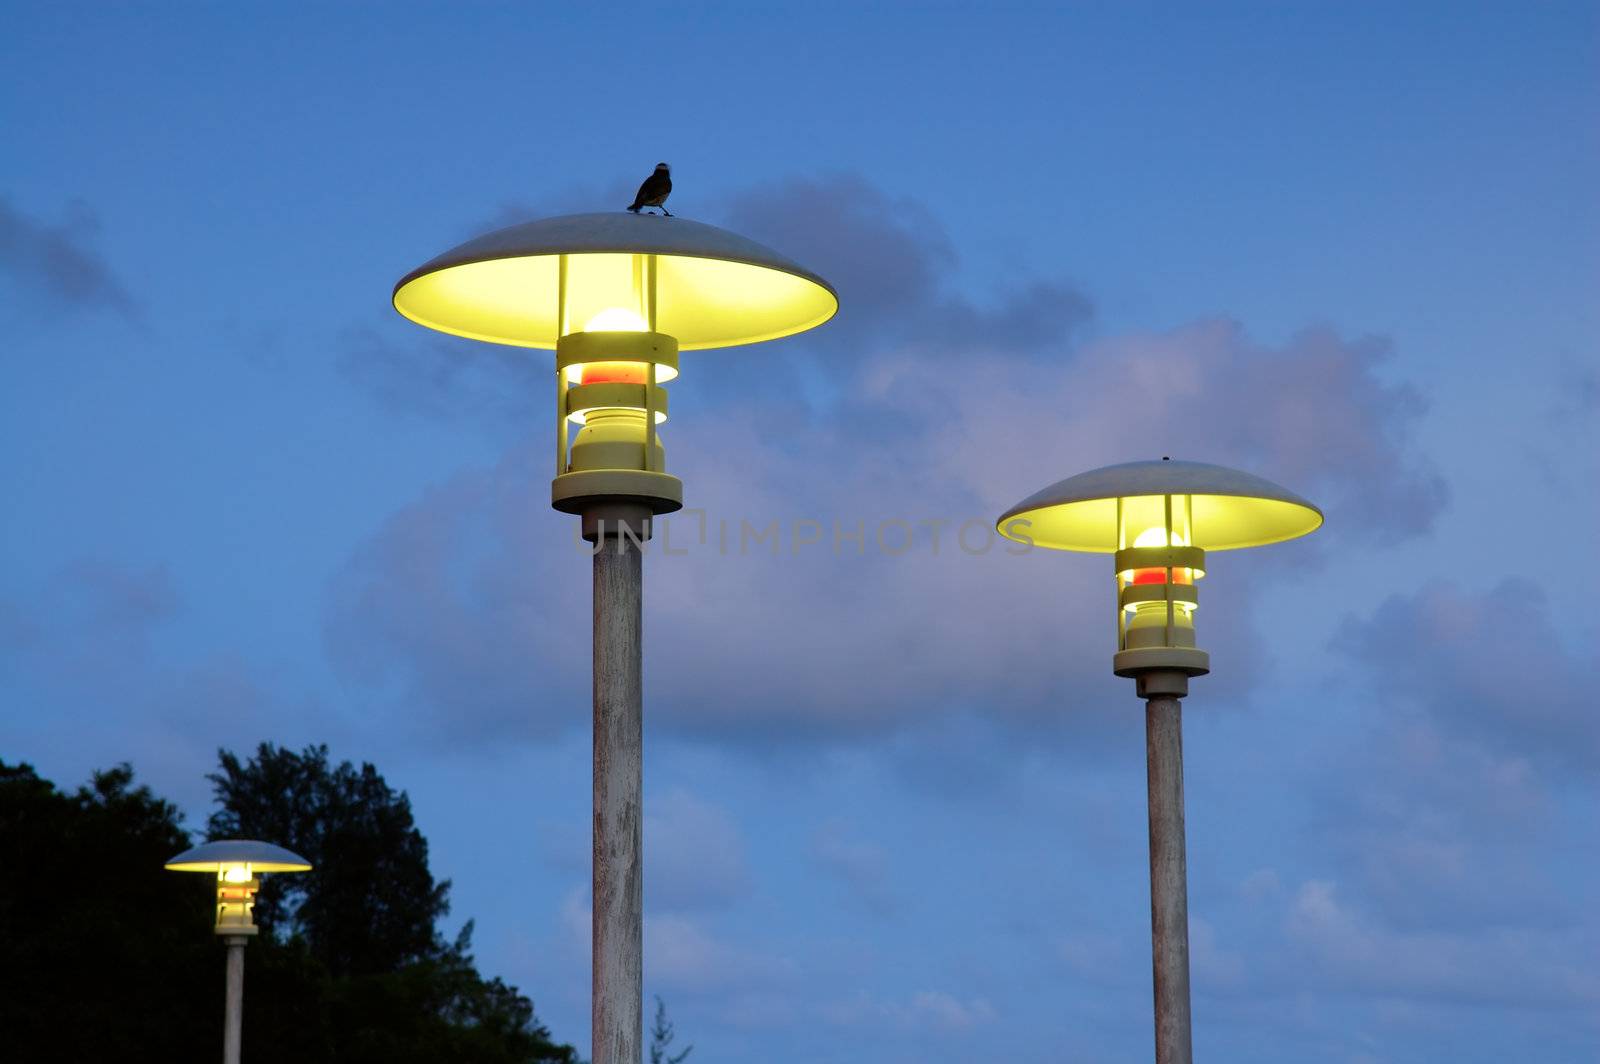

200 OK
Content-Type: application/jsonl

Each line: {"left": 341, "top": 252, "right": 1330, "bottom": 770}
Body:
{"left": 0, "top": 761, "right": 214, "bottom": 1057}
{"left": 650, "top": 995, "right": 694, "bottom": 1064}
{"left": 0, "top": 751, "right": 577, "bottom": 1064}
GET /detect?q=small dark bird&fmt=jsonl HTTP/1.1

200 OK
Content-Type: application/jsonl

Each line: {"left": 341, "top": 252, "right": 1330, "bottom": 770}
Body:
{"left": 627, "top": 163, "right": 672, "bottom": 216}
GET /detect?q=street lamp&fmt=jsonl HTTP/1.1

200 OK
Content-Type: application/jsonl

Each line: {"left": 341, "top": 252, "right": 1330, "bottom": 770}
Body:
{"left": 997, "top": 458, "right": 1321, "bottom": 1064}
{"left": 165, "top": 839, "right": 312, "bottom": 1064}
{"left": 393, "top": 210, "right": 837, "bottom": 1064}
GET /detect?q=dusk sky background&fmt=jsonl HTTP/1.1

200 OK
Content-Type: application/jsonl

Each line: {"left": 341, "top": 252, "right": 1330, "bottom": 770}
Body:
{"left": 2, "top": 3, "right": 1597, "bottom": 1062}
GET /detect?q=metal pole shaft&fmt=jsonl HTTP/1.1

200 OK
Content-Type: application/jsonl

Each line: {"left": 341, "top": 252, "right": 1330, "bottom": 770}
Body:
{"left": 1145, "top": 694, "right": 1193, "bottom": 1064}
{"left": 593, "top": 527, "right": 643, "bottom": 1064}
{"left": 222, "top": 937, "right": 246, "bottom": 1064}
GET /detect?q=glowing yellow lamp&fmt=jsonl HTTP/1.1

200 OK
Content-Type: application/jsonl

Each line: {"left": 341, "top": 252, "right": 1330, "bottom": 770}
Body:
{"left": 394, "top": 212, "right": 838, "bottom": 523}
{"left": 997, "top": 458, "right": 1322, "bottom": 686}
{"left": 997, "top": 459, "right": 1322, "bottom": 1063}
{"left": 167, "top": 839, "right": 311, "bottom": 1064}
{"left": 165, "top": 839, "right": 312, "bottom": 936}
{"left": 393, "top": 209, "right": 837, "bottom": 1064}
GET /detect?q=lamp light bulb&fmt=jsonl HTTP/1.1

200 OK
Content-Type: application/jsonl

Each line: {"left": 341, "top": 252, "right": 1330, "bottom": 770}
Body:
{"left": 1132, "top": 526, "right": 1178, "bottom": 548}
{"left": 583, "top": 307, "right": 648, "bottom": 333}
{"left": 221, "top": 863, "right": 252, "bottom": 883}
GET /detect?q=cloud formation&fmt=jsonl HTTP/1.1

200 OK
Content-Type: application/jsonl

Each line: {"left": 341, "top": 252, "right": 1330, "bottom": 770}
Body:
{"left": 0, "top": 562, "right": 272, "bottom": 812}
{"left": 0, "top": 197, "right": 138, "bottom": 319}
{"left": 323, "top": 447, "right": 589, "bottom": 744}
{"left": 558, "top": 885, "right": 791, "bottom": 994}
{"left": 818, "top": 989, "right": 997, "bottom": 1033}
{"left": 1166, "top": 578, "right": 1600, "bottom": 1030}
{"left": 811, "top": 819, "right": 898, "bottom": 916}
{"left": 337, "top": 326, "right": 546, "bottom": 429}
{"left": 646, "top": 788, "right": 752, "bottom": 911}
{"left": 1283, "top": 878, "right": 1598, "bottom": 1009}
{"left": 1334, "top": 578, "right": 1595, "bottom": 772}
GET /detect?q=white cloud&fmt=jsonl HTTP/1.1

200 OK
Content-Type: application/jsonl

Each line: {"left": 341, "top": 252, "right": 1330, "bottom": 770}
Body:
{"left": 646, "top": 788, "right": 752, "bottom": 911}
{"left": 1283, "top": 879, "right": 1600, "bottom": 1009}
{"left": 811, "top": 819, "right": 897, "bottom": 915}
{"left": 1191, "top": 916, "right": 1245, "bottom": 989}
{"left": 818, "top": 989, "right": 997, "bottom": 1032}
{"left": 646, "top": 913, "right": 792, "bottom": 992}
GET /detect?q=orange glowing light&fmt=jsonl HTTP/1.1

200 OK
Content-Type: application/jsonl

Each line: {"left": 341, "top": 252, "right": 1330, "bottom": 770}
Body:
{"left": 1132, "top": 567, "right": 1189, "bottom": 586}
{"left": 580, "top": 361, "right": 650, "bottom": 385}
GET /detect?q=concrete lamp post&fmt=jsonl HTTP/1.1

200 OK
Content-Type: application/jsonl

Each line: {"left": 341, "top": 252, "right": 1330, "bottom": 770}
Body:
{"left": 165, "top": 839, "right": 312, "bottom": 1064}
{"left": 393, "top": 211, "right": 836, "bottom": 1064}
{"left": 997, "top": 459, "right": 1322, "bottom": 1064}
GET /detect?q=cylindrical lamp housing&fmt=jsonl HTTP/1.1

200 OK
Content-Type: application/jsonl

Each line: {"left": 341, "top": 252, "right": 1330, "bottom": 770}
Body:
{"left": 548, "top": 250, "right": 683, "bottom": 518}
{"left": 552, "top": 329, "right": 683, "bottom": 517}
{"left": 214, "top": 864, "right": 262, "bottom": 936}
{"left": 1112, "top": 494, "right": 1211, "bottom": 678}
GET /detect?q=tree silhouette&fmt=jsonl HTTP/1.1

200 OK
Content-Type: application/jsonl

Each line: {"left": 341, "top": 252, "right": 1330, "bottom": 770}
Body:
{"left": 649, "top": 995, "right": 693, "bottom": 1064}
{"left": 0, "top": 752, "right": 577, "bottom": 1063}
{"left": 0, "top": 761, "right": 214, "bottom": 1058}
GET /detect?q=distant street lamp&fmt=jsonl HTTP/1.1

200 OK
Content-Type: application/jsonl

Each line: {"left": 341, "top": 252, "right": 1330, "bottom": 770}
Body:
{"left": 393, "top": 211, "right": 836, "bottom": 1064}
{"left": 998, "top": 459, "right": 1322, "bottom": 1064}
{"left": 165, "top": 839, "right": 312, "bottom": 1064}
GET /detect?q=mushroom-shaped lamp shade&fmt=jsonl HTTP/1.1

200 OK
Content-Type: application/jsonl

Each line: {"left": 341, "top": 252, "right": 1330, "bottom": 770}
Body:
{"left": 165, "top": 839, "right": 312, "bottom": 875}
{"left": 997, "top": 459, "right": 1323, "bottom": 553}
{"left": 393, "top": 212, "right": 838, "bottom": 350}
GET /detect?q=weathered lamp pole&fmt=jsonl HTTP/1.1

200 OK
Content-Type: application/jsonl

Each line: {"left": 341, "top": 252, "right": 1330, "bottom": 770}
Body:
{"left": 165, "top": 839, "right": 312, "bottom": 1064}
{"left": 997, "top": 459, "right": 1322, "bottom": 1064}
{"left": 393, "top": 211, "right": 836, "bottom": 1063}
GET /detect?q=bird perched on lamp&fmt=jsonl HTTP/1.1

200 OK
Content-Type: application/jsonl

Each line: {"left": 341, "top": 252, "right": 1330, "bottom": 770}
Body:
{"left": 627, "top": 163, "right": 672, "bottom": 216}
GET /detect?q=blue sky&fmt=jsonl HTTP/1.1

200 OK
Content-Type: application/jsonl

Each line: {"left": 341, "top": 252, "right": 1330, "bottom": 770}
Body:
{"left": 2, "top": 3, "right": 1596, "bottom": 1061}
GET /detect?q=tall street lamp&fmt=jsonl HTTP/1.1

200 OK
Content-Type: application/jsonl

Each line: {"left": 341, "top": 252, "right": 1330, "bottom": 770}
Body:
{"left": 393, "top": 211, "right": 837, "bottom": 1064}
{"left": 997, "top": 458, "right": 1322, "bottom": 1064}
{"left": 165, "top": 839, "right": 312, "bottom": 1064}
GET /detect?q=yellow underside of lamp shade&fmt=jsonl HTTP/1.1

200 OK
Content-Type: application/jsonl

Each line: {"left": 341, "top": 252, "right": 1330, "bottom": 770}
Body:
{"left": 393, "top": 213, "right": 838, "bottom": 350}
{"left": 998, "top": 460, "right": 1324, "bottom": 552}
